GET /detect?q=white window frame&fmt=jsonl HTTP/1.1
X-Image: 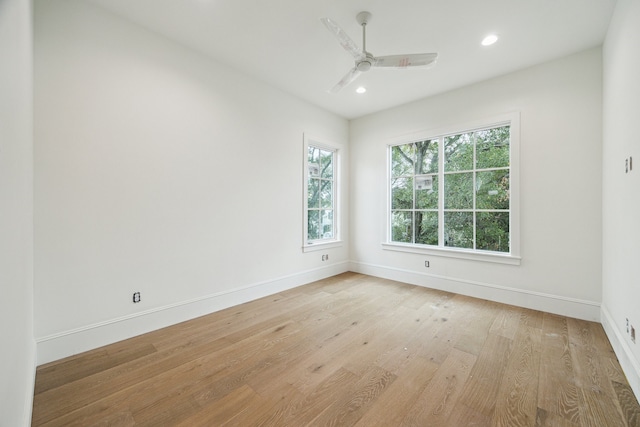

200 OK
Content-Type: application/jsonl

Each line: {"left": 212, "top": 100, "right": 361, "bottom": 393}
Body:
{"left": 303, "top": 134, "right": 342, "bottom": 252}
{"left": 383, "top": 112, "right": 521, "bottom": 265}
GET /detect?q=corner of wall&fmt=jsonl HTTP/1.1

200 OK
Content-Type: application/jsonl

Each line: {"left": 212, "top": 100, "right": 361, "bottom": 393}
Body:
{"left": 601, "top": 305, "right": 640, "bottom": 399}
{"left": 24, "top": 339, "right": 37, "bottom": 426}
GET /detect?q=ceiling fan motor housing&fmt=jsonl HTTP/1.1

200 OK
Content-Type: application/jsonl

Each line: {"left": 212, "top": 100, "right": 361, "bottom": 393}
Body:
{"left": 356, "top": 11, "right": 372, "bottom": 25}
{"left": 357, "top": 53, "right": 374, "bottom": 71}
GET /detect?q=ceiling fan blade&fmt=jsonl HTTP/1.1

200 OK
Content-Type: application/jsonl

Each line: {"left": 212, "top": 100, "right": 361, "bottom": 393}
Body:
{"left": 320, "top": 17, "right": 365, "bottom": 61}
{"left": 328, "top": 67, "right": 362, "bottom": 93}
{"left": 374, "top": 53, "right": 438, "bottom": 68}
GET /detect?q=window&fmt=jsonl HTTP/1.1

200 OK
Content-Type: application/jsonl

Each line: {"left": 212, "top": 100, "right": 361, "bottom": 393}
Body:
{"left": 304, "top": 136, "right": 340, "bottom": 251}
{"left": 387, "top": 115, "right": 519, "bottom": 263}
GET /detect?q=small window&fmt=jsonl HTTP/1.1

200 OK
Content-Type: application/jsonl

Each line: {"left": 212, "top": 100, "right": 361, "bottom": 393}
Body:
{"left": 304, "top": 136, "right": 340, "bottom": 251}
{"left": 387, "top": 115, "right": 519, "bottom": 262}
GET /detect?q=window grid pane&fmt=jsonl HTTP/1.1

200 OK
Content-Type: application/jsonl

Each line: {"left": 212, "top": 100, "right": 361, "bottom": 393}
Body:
{"left": 390, "top": 124, "right": 510, "bottom": 253}
{"left": 307, "top": 145, "right": 336, "bottom": 243}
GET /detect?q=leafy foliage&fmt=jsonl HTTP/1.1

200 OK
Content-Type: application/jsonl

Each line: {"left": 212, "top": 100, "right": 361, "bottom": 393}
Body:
{"left": 444, "top": 211, "right": 474, "bottom": 249}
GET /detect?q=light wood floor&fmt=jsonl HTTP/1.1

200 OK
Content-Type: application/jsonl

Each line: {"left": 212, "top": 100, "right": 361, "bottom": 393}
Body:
{"left": 32, "top": 272, "right": 640, "bottom": 426}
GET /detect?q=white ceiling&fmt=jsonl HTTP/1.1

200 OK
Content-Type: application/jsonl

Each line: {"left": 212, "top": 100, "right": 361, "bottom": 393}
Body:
{"left": 88, "top": 0, "right": 616, "bottom": 119}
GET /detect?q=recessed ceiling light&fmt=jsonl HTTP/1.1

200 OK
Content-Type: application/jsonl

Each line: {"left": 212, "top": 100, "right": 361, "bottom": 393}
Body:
{"left": 481, "top": 34, "right": 499, "bottom": 46}
{"left": 356, "top": 86, "right": 367, "bottom": 94}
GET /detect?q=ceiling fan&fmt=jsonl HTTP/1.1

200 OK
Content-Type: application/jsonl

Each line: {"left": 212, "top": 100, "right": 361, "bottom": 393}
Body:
{"left": 321, "top": 11, "right": 438, "bottom": 93}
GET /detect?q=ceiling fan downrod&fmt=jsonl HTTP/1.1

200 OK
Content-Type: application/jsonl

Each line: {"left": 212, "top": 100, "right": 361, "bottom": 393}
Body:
{"left": 356, "top": 11, "right": 373, "bottom": 72}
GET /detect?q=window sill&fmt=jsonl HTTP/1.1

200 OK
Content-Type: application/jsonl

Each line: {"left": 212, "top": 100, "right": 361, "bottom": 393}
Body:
{"left": 382, "top": 242, "right": 521, "bottom": 265}
{"left": 303, "top": 240, "right": 343, "bottom": 253}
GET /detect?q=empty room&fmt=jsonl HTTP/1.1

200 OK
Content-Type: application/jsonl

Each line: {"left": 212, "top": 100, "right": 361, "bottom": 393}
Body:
{"left": 2, "top": 0, "right": 640, "bottom": 425}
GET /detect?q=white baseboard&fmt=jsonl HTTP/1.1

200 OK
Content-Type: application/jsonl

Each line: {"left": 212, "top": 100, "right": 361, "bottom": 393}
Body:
{"left": 36, "top": 262, "right": 349, "bottom": 365}
{"left": 350, "top": 261, "right": 601, "bottom": 322}
{"left": 601, "top": 305, "right": 640, "bottom": 401}
{"left": 35, "top": 260, "right": 604, "bottom": 366}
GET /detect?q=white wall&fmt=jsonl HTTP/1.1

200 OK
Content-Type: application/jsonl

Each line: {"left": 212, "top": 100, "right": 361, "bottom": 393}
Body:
{"left": 0, "top": 0, "right": 35, "bottom": 425}
{"left": 34, "top": 0, "right": 349, "bottom": 364}
{"left": 601, "top": 0, "right": 640, "bottom": 399}
{"left": 350, "top": 48, "right": 603, "bottom": 321}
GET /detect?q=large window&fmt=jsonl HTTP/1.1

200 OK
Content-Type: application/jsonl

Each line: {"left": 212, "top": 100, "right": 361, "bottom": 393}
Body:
{"left": 388, "top": 117, "right": 518, "bottom": 261}
{"left": 304, "top": 136, "right": 340, "bottom": 250}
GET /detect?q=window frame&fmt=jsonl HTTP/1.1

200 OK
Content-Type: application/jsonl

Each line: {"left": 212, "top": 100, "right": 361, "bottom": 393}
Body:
{"left": 303, "top": 134, "right": 342, "bottom": 252}
{"left": 383, "top": 113, "right": 521, "bottom": 265}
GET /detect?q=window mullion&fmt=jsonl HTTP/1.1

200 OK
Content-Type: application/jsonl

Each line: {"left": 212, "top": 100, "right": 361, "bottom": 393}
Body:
{"left": 413, "top": 147, "right": 417, "bottom": 244}
{"left": 472, "top": 132, "right": 477, "bottom": 250}
{"left": 438, "top": 136, "right": 445, "bottom": 246}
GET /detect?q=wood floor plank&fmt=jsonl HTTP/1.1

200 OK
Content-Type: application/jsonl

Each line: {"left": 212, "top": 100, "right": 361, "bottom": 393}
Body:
{"left": 260, "top": 294, "right": 397, "bottom": 396}
{"left": 41, "top": 323, "right": 299, "bottom": 426}
{"left": 612, "top": 380, "right": 640, "bottom": 427}
{"left": 36, "top": 317, "right": 303, "bottom": 425}
{"left": 567, "top": 318, "right": 631, "bottom": 427}
{"left": 308, "top": 365, "right": 396, "bottom": 426}
{"left": 175, "top": 384, "right": 260, "bottom": 426}
{"left": 417, "top": 293, "right": 494, "bottom": 365}
{"left": 252, "top": 368, "right": 358, "bottom": 426}
{"left": 535, "top": 407, "right": 580, "bottom": 427}
{"left": 353, "top": 356, "right": 440, "bottom": 427}
{"left": 568, "top": 317, "right": 613, "bottom": 394}
{"left": 131, "top": 319, "right": 312, "bottom": 424}
{"left": 580, "top": 386, "right": 627, "bottom": 427}
{"left": 31, "top": 273, "right": 640, "bottom": 427}
{"left": 375, "top": 304, "right": 443, "bottom": 375}
{"left": 38, "top": 400, "right": 136, "bottom": 427}
{"left": 489, "top": 305, "right": 521, "bottom": 340}
{"left": 34, "top": 343, "right": 157, "bottom": 395}
{"left": 457, "top": 332, "right": 513, "bottom": 417}
{"left": 32, "top": 336, "right": 231, "bottom": 425}
{"left": 342, "top": 306, "right": 427, "bottom": 376}
{"left": 446, "top": 402, "right": 492, "bottom": 427}
{"left": 142, "top": 290, "right": 318, "bottom": 353}
{"left": 537, "top": 313, "right": 582, "bottom": 425}
{"left": 454, "top": 298, "right": 499, "bottom": 356}
{"left": 400, "top": 348, "right": 477, "bottom": 426}
{"left": 491, "top": 322, "right": 542, "bottom": 426}
{"left": 221, "top": 384, "right": 302, "bottom": 426}
{"left": 400, "top": 284, "right": 446, "bottom": 309}
{"left": 519, "top": 307, "right": 544, "bottom": 329}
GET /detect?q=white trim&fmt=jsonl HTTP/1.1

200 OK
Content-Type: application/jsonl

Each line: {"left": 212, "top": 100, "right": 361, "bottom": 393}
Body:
{"left": 303, "top": 239, "right": 343, "bottom": 253}
{"left": 303, "top": 133, "right": 341, "bottom": 247}
{"left": 350, "top": 261, "right": 600, "bottom": 321}
{"left": 601, "top": 306, "right": 640, "bottom": 401}
{"left": 35, "top": 261, "right": 350, "bottom": 365}
{"left": 382, "top": 242, "right": 521, "bottom": 265}
{"left": 386, "top": 112, "right": 520, "bottom": 147}
{"left": 509, "top": 113, "right": 521, "bottom": 257}
{"left": 386, "top": 112, "right": 521, "bottom": 259}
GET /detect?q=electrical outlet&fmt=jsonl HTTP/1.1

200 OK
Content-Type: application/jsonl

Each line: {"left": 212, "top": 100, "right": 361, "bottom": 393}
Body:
{"left": 133, "top": 292, "right": 141, "bottom": 303}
